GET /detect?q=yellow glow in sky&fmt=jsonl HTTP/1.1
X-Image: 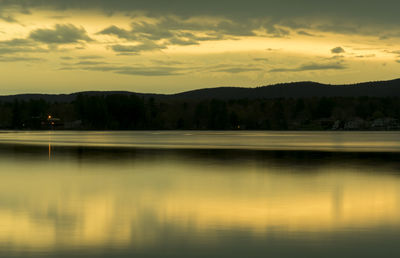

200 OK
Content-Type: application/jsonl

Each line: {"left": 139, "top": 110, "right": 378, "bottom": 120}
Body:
{"left": 0, "top": 5, "right": 399, "bottom": 94}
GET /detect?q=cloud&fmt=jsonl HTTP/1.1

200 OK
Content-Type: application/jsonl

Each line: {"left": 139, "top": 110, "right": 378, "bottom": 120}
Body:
{"left": 253, "top": 58, "right": 269, "bottom": 62}
{"left": 2, "top": 1, "right": 398, "bottom": 22}
{"left": 214, "top": 67, "right": 263, "bottom": 74}
{"left": 62, "top": 62, "right": 263, "bottom": 76}
{"left": 129, "top": 20, "right": 176, "bottom": 40}
{"left": 48, "top": 15, "right": 70, "bottom": 20}
{"left": 97, "top": 25, "right": 136, "bottom": 40}
{"left": 331, "top": 47, "right": 345, "bottom": 54}
{"left": 0, "top": 38, "right": 46, "bottom": 54}
{"left": 200, "top": 63, "right": 263, "bottom": 74}
{"left": 151, "top": 60, "right": 186, "bottom": 66}
{"left": 396, "top": 60, "right": 400, "bottom": 63}
{"left": 97, "top": 16, "right": 282, "bottom": 54}
{"left": 379, "top": 32, "right": 400, "bottom": 40}
{"left": 0, "top": 13, "right": 17, "bottom": 23}
{"left": 61, "top": 60, "right": 262, "bottom": 76}
{"left": 261, "top": 23, "right": 290, "bottom": 38}
{"left": 110, "top": 41, "right": 166, "bottom": 54}
{"left": 297, "top": 30, "right": 317, "bottom": 37}
{"left": 97, "top": 21, "right": 175, "bottom": 41}
{"left": 2, "top": 1, "right": 400, "bottom": 40}
{"left": 0, "top": 38, "right": 35, "bottom": 47}
{"left": 61, "top": 64, "right": 185, "bottom": 76}
{"left": 384, "top": 50, "right": 400, "bottom": 58}
{"left": 78, "top": 55, "right": 104, "bottom": 60}
{"left": 0, "top": 56, "right": 45, "bottom": 62}
{"left": 269, "top": 62, "right": 347, "bottom": 73}
{"left": 98, "top": 21, "right": 208, "bottom": 51}
{"left": 168, "top": 36, "right": 199, "bottom": 46}
{"left": 216, "top": 20, "right": 257, "bottom": 37}
{"left": 114, "top": 66, "right": 183, "bottom": 76}
{"left": 29, "top": 24, "right": 92, "bottom": 44}
{"left": 355, "top": 54, "right": 376, "bottom": 58}
{"left": 75, "top": 61, "right": 108, "bottom": 65}
{"left": 265, "top": 48, "right": 280, "bottom": 51}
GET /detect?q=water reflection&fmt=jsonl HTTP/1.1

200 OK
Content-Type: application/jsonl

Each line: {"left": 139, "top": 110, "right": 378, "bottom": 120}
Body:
{"left": 0, "top": 131, "right": 400, "bottom": 152}
{"left": 0, "top": 143, "right": 400, "bottom": 257}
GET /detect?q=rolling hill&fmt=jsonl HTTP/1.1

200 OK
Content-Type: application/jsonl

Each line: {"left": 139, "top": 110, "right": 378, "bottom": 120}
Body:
{"left": 1, "top": 78, "right": 399, "bottom": 102}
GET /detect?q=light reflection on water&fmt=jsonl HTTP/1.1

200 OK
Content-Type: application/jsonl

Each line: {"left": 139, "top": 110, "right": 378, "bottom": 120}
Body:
{"left": 0, "top": 130, "right": 399, "bottom": 152}
{"left": 0, "top": 131, "right": 400, "bottom": 257}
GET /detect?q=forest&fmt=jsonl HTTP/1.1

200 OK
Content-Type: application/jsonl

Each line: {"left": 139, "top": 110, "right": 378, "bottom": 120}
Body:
{"left": 0, "top": 94, "right": 399, "bottom": 130}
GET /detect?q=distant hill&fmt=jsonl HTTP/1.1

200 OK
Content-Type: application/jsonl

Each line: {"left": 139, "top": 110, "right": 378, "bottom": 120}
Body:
{"left": 172, "top": 79, "right": 400, "bottom": 99}
{"left": 1, "top": 78, "right": 400, "bottom": 102}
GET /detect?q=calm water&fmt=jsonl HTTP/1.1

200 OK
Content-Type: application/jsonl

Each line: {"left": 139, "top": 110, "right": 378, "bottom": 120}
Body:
{"left": 0, "top": 131, "right": 400, "bottom": 257}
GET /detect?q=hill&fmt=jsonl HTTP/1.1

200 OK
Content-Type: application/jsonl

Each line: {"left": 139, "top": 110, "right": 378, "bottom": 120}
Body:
{"left": 172, "top": 79, "right": 400, "bottom": 99}
{"left": 1, "top": 78, "right": 399, "bottom": 102}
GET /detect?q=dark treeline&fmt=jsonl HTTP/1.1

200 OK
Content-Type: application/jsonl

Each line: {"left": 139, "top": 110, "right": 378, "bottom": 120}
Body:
{"left": 1, "top": 94, "right": 400, "bottom": 130}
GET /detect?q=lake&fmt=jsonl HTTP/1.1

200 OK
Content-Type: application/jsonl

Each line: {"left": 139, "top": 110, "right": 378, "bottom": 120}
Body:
{"left": 0, "top": 131, "right": 399, "bottom": 257}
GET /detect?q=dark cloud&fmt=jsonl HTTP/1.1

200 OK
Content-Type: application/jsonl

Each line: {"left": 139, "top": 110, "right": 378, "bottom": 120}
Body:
{"left": 331, "top": 47, "right": 345, "bottom": 54}
{"left": 29, "top": 24, "right": 92, "bottom": 44}
{"left": 396, "top": 60, "right": 400, "bottom": 63}
{"left": 98, "top": 25, "right": 136, "bottom": 40}
{"left": 1, "top": 1, "right": 400, "bottom": 40}
{"left": 262, "top": 23, "right": 290, "bottom": 37}
{"left": 97, "top": 15, "right": 294, "bottom": 55}
{"left": 2, "top": 0, "right": 399, "bottom": 22}
{"left": 129, "top": 21, "right": 176, "bottom": 40}
{"left": 216, "top": 20, "right": 257, "bottom": 37}
{"left": 97, "top": 17, "right": 260, "bottom": 50}
{"left": 269, "top": 62, "right": 346, "bottom": 73}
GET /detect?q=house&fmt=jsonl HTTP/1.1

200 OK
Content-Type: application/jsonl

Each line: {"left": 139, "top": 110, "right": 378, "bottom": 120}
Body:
{"left": 42, "top": 115, "right": 64, "bottom": 129}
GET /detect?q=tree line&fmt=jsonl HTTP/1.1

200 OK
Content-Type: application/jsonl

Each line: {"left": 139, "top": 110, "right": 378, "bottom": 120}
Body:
{"left": 0, "top": 94, "right": 399, "bottom": 130}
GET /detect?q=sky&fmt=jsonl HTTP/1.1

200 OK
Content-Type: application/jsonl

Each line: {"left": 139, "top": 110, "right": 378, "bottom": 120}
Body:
{"left": 0, "top": 0, "right": 399, "bottom": 94}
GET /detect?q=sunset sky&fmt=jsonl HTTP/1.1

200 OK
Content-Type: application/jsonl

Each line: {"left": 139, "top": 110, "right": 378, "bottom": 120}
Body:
{"left": 0, "top": 0, "right": 399, "bottom": 94}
